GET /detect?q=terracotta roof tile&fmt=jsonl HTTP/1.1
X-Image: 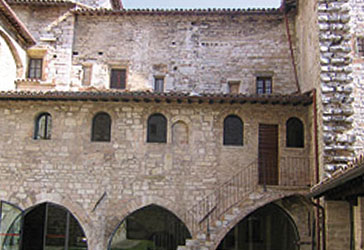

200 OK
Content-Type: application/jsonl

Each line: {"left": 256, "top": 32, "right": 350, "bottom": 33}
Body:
{"left": 72, "top": 7, "right": 282, "bottom": 16}
{"left": 0, "top": 90, "right": 313, "bottom": 105}
{"left": 6, "top": 0, "right": 76, "bottom": 5}
{"left": 310, "top": 154, "right": 364, "bottom": 198}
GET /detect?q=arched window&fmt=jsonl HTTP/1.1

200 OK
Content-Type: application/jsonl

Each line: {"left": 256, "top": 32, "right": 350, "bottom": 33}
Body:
{"left": 224, "top": 115, "right": 243, "bottom": 146}
{"left": 34, "top": 113, "right": 52, "bottom": 140}
{"left": 147, "top": 113, "right": 167, "bottom": 143}
{"left": 91, "top": 112, "right": 111, "bottom": 142}
{"left": 286, "top": 117, "right": 304, "bottom": 148}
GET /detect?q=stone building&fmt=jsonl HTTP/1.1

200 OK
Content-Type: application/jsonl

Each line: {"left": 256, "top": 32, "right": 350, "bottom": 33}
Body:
{"left": 0, "top": 0, "right": 362, "bottom": 249}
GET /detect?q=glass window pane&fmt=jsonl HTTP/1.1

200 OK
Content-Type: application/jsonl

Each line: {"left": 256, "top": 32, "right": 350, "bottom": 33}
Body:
{"left": 45, "top": 204, "right": 67, "bottom": 249}
{"left": 147, "top": 114, "right": 167, "bottom": 143}
{"left": 0, "top": 202, "right": 22, "bottom": 250}
{"left": 68, "top": 215, "right": 87, "bottom": 250}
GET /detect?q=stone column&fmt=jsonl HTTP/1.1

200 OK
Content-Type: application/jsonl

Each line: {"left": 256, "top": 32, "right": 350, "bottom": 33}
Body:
{"left": 325, "top": 200, "right": 351, "bottom": 250}
{"left": 354, "top": 197, "right": 364, "bottom": 250}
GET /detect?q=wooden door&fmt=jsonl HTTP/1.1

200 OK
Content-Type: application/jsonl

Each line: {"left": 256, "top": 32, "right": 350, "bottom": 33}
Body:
{"left": 258, "top": 124, "right": 278, "bottom": 185}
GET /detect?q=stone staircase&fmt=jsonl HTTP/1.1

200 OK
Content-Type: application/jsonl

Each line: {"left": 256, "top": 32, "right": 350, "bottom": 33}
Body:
{"left": 177, "top": 157, "right": 310, "bottom": 250}
{"left": 177, "top": 189, "right": 276, "bottom": 250}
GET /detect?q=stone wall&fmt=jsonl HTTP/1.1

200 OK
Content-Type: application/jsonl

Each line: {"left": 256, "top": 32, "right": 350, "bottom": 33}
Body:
{"left": 9, "top": 5, "right": 75, "bottom": 86}
{"left": 72, "top": 13, "right": 298, "bottom": 94}
{"left": 0, "top": 100, "right": 311, "bottom": 249}
{"left": 318, "top": 0, "right": 355, "bottom": 174}
{"left": 295, "top": 0, "right": 320, "bottom": 93}
{"left": 349, "top": 0, "right": 364, "bottom": 154}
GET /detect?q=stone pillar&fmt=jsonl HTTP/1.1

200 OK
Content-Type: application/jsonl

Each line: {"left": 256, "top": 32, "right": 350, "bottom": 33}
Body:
{"left": 325, "top": 200, "right": 351, "bottom": 250}
{"left": 354, "top": 197, "right": 364, "bottom": 250}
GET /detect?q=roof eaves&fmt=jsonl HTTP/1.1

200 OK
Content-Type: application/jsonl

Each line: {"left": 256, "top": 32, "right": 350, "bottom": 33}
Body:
{"left": 0, "top": 0, "right": 36, "bottom": 47}
{"left": 72, "top": 7, "right": 282, "bottom": 16}
{"left": 0, "top": 90, "right": 313, "bottom": 105}
{"left": 309, "top": 155, "right": 364, "bottom": 198}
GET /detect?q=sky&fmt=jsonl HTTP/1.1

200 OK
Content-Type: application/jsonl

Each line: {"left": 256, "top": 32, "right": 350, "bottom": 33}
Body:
{"left": 122, "top": 0, "right": 281, "bottom": 9}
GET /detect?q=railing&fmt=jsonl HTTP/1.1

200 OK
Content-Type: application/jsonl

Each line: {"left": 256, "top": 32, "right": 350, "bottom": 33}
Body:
{"left": 183, "top": 156, "right": 311, "bottom": 237}
{"left": 183, "top": 160, "right": 259, "bottom": 236}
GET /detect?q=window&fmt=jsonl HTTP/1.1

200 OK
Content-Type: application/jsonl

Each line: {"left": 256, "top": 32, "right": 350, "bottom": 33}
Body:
{"left": 110, "top": 69, "right": 126, "bottom": 89}
{"left": 357, "top": 37, "right": 364, "bottom": 57}
{"left": 91, "top": 112, "right": 111, "bottom": 142}
{"left": 34, "top": 113, "right": 52, "bottom": 140}
{"left": 27, "top": 58, "right": 43, "bottom": 79}
{"left": 147, "top": 114, "right": 167, "bottom": 143}
{"left": 256, "top": 77, "right": 272, "bottom": 94}
{"left": 228, "top": 81, "right": 240, "bottom": 94}
{"left": 286, "top": 117, "right": 304, "bottom": 148}
{"left": 223, "top": 115, "right": 243, "bottom": 146}
{"left": 82, "top": 65, "right": 92, "bottom": 86}
{"left": 154, "top": 77, "right": 164, "bottom": 92}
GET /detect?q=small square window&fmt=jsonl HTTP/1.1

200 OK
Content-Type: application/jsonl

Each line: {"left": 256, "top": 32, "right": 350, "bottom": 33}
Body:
{"left": 110, "top": 69, "right": 126, "bottom": 89}
{"left": 256, "top": 77, "right": 272, "bottom": 94}
{"left": 154, "top": 77, "right": 164, "bottom": 92}
{"left": 228, "top": 81, "right": 240, "bottom": 94}
{"left": 357, "top": 37, "right": 364, "bottom": 57}
{"left": 27, "top": 58, "right": 43, "bottom": 79}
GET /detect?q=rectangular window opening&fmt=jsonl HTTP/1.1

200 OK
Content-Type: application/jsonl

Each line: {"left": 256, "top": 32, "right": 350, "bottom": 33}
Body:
{"left": 27, "top": 58, "right": 43, "bottom": 79}
{"left": 256, "top": 77, "right": 272, "bottom": 94}
{"left": 82, "top": 65, "right": 92, "bottom": 86}
{"left": 154, "top": 77, "right": 164, "bottom": 92}
{"left": 228, "top": 81, "right": 240, "bottom": 94}
{"left": 110, "top": 68, "right": 126, "bottom": 89}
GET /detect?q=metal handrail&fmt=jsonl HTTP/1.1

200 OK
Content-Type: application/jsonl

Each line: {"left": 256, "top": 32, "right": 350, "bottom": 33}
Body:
{"left": 183, "top": 155, "right": 311, "bottom": 236}
{"left": 183, "top": 160, "right": 259, "bottom": 236}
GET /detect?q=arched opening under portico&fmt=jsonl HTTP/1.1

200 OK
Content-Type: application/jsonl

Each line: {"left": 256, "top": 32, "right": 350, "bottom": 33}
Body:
{"left": 0, "top": 201, "right": 87, "bottom": 250}
{"left": 108, "top": 204, "right": 191, "bottom": 250}
{"left": 217, "top": 203, "right": 300, "bottom": 250}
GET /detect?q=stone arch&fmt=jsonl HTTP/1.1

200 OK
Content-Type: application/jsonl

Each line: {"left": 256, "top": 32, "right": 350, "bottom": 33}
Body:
{"left": 107, "top": 195, "right": 187, "bottom": 235}
{"left": 212, "top": 193, "right": 312, "bottom": 250}
{"left": 172, "top": 120, "right": 189, "bottom": 145}
{"left": 0, "top": 29, "right": 24, "bottom": 78}
{"left": 107, "top": 200, "right": 191, "bottom": 250}
{"left": 21, "top": 202, "right": 88, "bottom": 249}
{"left": 6, "top": 191, "right": 92, "bottom": 243}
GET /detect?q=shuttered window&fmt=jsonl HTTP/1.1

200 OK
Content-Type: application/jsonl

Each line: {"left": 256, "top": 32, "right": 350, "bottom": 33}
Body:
{"left": 223, "top": 115, "right": 243, "bottom": 146}
{"left": 92, "top": 112, "right": 111, "bottom": 142}
{"left": 110, "top": 69, "right": 126, "bottom": 89}
{"left": 147, "top": 114, "right": 167, "bottom": 143}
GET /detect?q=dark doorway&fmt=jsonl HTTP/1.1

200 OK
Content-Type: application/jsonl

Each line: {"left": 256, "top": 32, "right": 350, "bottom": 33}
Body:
{"left": 217, "top": 203, "right": 299, "bottom": 250}
{"left": 109, "top": 205, "right": 191, "bottom": 250}
{"left": 258, "top": 124, "right": 278, "bottom": 185}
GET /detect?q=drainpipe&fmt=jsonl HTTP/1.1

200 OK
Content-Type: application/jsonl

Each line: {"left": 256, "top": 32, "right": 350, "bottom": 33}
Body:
{"left": 313, "top": 88, "right": 325, "bottom": 250}
{"left": 283, "top": 5, "right": 301, "bottom": 93}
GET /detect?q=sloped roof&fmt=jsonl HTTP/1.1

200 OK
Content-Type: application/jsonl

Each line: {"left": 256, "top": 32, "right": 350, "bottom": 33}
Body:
{"left": 310, "top": 155, "right": 364, "bottom": 198}
{"left": 0, "top": 90, "right": 313, "bottom": 105}
{"left": 0, "top": 0, "right": 35, "bottom": 47}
